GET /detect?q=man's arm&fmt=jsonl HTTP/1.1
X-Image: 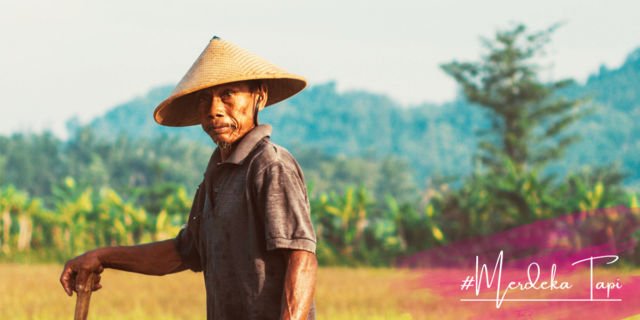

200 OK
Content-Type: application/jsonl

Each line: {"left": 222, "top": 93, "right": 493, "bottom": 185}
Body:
{"left": 280, "top": 250, "right": 317, "bottom": 320}
{"left": 59, "top": 239, "right": 188, "bottom": 296}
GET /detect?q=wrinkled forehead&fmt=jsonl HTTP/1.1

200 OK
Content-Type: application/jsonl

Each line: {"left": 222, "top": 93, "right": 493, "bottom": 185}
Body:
{"left": 198, "top": 80, "right": 264, "bottom": 95}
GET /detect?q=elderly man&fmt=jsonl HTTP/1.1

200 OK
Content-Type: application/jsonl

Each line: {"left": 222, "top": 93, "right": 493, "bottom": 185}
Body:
{"left": 60, "top": 36, "right": 318, "bottom": 320}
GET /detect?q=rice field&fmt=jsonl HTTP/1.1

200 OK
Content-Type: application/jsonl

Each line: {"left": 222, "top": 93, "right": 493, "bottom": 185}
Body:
{"left": 2, "top": 264, "right": 640, "bottom": 319}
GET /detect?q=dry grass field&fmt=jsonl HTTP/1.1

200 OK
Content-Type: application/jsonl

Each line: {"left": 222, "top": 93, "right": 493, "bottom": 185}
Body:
{"left": 2, "top": 264, "right": 640, "bottom": 319}
{"left": 0, "top": 264, "right": 440, "bottom": 320}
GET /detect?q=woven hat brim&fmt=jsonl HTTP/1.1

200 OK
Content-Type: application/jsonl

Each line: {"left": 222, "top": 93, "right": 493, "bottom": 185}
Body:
{"left": 153, "top": 76, "right": 306, "bottom": 127}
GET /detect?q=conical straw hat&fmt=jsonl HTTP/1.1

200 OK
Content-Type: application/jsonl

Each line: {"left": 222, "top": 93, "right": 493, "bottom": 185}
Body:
{"left": 154, "top": 36, "right": 307, "bottom": 126}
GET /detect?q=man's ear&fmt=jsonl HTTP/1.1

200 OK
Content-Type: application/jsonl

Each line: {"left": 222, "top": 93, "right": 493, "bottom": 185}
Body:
{"left": 256, "top": 83, "right": 268, "bottom": 109}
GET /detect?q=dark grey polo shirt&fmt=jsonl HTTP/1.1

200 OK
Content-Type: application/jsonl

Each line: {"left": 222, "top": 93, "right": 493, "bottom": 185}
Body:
{"left": 174, "top": 124, "right": 317, "bottom": 320}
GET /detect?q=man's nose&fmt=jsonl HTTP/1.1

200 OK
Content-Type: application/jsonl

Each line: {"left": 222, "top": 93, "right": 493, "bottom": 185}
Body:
{"left": 205, "top": 96, "right": 225, "bottom": 119}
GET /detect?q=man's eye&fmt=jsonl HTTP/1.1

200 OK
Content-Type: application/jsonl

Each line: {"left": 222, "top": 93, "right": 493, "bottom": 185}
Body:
{"left": 199, "top": 92, "right": 211, "bottom": 102}
{"left": 222, "top": 90, "right": 233, "bottom": 98}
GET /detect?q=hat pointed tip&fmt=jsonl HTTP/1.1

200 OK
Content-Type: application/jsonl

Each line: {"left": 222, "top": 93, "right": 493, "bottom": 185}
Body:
{"left": 211, "top": 35, "right": 221, "bottom": 41}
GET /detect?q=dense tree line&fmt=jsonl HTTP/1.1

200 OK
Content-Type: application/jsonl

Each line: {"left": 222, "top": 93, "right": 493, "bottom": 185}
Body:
{"left": 0, "top": 129, "right": 210, "bottom": 207}
{"left": 0, "top": 127, "right": 420, "bottom": 211}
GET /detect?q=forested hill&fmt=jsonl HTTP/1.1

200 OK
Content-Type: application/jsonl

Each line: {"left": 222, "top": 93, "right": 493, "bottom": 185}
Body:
{"left": 88, "top": 47, "right": 640, "bottom": 187}
{"left": 558, "top": 47, "right": 640, "bottom": 187}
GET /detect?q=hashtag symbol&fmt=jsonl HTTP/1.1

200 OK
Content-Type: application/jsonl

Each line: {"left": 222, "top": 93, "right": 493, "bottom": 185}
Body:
{"left": 460, "top": 276, "right": 475, "bottom": 290}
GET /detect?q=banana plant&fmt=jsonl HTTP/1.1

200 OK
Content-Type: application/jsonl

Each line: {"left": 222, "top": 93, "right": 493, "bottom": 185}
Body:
{"left": 0, "top": 186, "right": 32, "bottom": 254}
{"left": 311, "top": 186, "right": 371, "bottom": 263}
{"left": 52, "top": 177, "right": 94, "bottom": 256}
{"left": 153, "top": 186, "right": 190, "bottom": 241}
{"left": 96, "top": 187, "right": 148, "bottom": 246}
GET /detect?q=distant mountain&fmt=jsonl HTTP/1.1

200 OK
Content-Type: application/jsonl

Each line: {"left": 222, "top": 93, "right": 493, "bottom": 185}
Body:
{"left": 88, "top": 47, "right": 640, "bottom": 188}
{"left": 89, "top": 82, "right": 487, "bottom": 185}
{"left": 580, "top": 47, "right": 640, "bottom": 113}
{"left": 557, "top": 47, "right": 640, "bottom": 186}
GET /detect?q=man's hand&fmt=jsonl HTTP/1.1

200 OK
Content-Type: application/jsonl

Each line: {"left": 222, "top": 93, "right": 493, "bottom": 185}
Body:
{"left": 60, "top": 240, "right": 188, "bottom": 297}
{"left": 60, "top": 250, "right": 104, "bottom": 297}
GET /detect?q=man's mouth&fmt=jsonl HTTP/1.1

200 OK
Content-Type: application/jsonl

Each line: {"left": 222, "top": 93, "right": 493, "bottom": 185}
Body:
{"left": 209, "top": 124, "right": 237, "bottom": 134}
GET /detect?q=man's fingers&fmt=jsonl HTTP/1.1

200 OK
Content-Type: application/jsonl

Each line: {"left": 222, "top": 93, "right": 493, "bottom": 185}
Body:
{"left": 59, "top": 264, "right": 74, "bottom": 297}
{"left": 60, "top": 252, "right": 104, "bottom": 296}
{"left": 75, "top": 270, "right": 90, "bottom": 292}
{"left": 75, "top": 269, "right": 103, "bottom": 293}
{"left": 92, "top": 274, "right": 102, "bottom": 291}
{"left": 69, "top": 276, "right": 76, "bottom": 294}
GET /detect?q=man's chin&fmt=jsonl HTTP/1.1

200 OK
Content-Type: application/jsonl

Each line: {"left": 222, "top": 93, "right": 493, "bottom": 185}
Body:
{"left": 211, "top": 137, "right": 233, "bottom": 150}
{"left": 210, "top": 132, "right": 244, "bottom": 149}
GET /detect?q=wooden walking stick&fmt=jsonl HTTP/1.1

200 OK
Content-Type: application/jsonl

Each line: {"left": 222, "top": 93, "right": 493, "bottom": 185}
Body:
{"left": 74, "top": 272, "right": 96, "bottom": 320}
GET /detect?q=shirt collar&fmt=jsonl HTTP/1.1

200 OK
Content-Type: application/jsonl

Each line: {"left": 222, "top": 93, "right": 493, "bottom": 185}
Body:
{"left": 216, "top": 124, "right": 272, "bottom": 165}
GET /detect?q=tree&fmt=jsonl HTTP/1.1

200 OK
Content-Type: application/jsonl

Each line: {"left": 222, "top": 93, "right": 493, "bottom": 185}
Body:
{"left": 434, "top": 24, "right": 595, "bottom": 235}
{"left": 441, "top": 23, "right": 586, "bottom": 176}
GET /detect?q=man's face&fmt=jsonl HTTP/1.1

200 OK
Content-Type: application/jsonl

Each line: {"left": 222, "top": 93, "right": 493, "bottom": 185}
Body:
{"left": 197, "top": 81, "right": 264, "bottom": 148}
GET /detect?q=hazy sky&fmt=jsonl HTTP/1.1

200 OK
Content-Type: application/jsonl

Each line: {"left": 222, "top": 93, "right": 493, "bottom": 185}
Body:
{"left": 2, "top": 0, "right": 639, "bottom": 137}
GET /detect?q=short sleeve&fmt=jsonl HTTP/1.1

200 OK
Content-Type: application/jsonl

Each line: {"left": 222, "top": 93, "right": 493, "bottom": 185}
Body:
{"left": 255, "top": 162, "right": 317, "bottom": 253}
{"left": 173, "top": 183, "right": 205, "bottom": 272}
